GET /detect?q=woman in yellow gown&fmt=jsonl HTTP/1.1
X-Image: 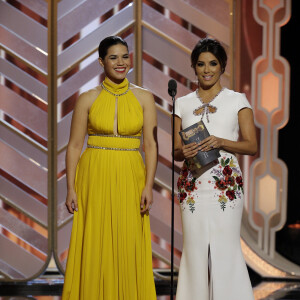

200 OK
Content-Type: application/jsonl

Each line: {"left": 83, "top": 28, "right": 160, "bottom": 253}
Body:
{"left": 62, "top": 36, "right": 157, "bottom": 300}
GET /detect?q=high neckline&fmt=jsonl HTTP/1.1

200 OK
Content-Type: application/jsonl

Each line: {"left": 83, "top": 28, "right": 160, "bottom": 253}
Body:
{"left": 102, "top": 77, "right": 129, "bottom": 95}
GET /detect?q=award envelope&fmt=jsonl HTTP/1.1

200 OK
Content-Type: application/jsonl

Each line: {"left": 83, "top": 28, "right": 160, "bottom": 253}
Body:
{"left": 179, "top": 121, "right": 220, "bottom": 169}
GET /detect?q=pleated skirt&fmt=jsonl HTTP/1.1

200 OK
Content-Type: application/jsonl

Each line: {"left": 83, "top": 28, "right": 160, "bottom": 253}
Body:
{"left": 62, "top": 137, "right": 156, "bottom": 300}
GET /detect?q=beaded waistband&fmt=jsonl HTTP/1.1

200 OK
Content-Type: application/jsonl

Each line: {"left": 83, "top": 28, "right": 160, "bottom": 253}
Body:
{"left": 89, "top": 134, "right": 141, "bottom": 139}
{"left": 87, "top": 145, "right": 139, "bottom": 151}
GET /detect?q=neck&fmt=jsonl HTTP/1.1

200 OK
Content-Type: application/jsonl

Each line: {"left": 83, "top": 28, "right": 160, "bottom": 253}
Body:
{"left": 105, "top": 75, "right": 126, "bottom": 85}
{"left": 197, "top": 82, "right": 223, "bottom": 104}
{"left": 102, "top": 76, "right": 129, "bottom": 95}
{"left": 198, "top": 82, "right": 222, "bottom": 96}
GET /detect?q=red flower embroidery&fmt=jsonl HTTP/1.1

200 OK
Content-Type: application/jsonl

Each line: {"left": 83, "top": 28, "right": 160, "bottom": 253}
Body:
{"left": 215, "top": 179, "right": 227, "bottom": 190}
{"left": 223, "top": 165, "right": 232, "bottom": 176}
{"left": 177, "top": 178, "right": 182, "bottom": 189}
{"left": 181, "top": 168, "right": 188, "bottom": 178}
{"left": 225, "top": 175, "right": 235, "bottom": 186}
{"left": 211, "top": 156, "right": 244, "bottom": 211}
{"left": 226, "top": 190, "right": 236, "bottom": 201}
{"left": 185, "top": 180, "right": 195, "bottom": 192}
{"left": 236, "top": 176, "right": 243, "bottom": 187}
{"left": 177, "top": 162, "right": 197, "bottom": 207}
{"left": 179, "top": 192, "right": 187, "bottom": 202}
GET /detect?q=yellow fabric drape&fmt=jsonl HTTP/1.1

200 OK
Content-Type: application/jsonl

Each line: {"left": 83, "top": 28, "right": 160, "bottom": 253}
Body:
{"left": 62, "top": 78, "right": 156, "bottom": 300}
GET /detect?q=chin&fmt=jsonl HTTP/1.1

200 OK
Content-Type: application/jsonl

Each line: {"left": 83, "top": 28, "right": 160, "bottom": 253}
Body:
{"left": 108, "top": 76, "right": 126, "bottom": 84}
{"left": 115, "top": 71, "right": 128, "bottom": 78}
{"left": 200, "top": 81, "right": 219, "bottom": 89}
{"left": 200, "top": 83, "right": 214, "bottom": 89}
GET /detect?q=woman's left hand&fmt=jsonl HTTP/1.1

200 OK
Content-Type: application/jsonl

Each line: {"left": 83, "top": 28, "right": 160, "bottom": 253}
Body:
{"left": 199, "top": 135, "right": 223, "bottom": 152}
{"left": 140, "top": 186, "right": 153, "bottom": 214}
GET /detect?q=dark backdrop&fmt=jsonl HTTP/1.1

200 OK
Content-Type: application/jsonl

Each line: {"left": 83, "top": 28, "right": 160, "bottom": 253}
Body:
{"left": 277, "top": 0, "right": 300, "bottom": 265}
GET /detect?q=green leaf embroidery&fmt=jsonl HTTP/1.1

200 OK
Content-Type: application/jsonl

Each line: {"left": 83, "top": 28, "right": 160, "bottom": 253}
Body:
{"left": 189, "top": 203, "right": 195, "bottom": 213}
{"left": 221, "top": 158, "right": 225, "bottom": 167}
{"left": 220, "top": 202, "right": 226, "bottom": 211}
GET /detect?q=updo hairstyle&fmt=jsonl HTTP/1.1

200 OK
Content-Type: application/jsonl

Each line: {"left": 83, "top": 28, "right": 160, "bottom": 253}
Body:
{"left": 98, "top": 36, "right": 128, "bottom": 60}
{"left": 191, "top": 38, "right": 227, "bottom": 74}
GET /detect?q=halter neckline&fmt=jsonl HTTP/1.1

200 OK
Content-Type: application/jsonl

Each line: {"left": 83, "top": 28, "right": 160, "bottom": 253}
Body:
{"left": 102, "top": 77, "right": 129, "bottom": 96}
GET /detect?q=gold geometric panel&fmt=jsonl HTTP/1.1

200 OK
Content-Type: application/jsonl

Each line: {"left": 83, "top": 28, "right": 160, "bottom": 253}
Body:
{"left": 257, "top": 174, "right": 277, "bottom": 215}
{"left": 2, "top": 0, "right": 298, "bottom": 283}
{"left": 0, "top": 0, "right": 49, "bottom": 281}
{"left": 241, "top": 0, "right": 299, "bottom": 277}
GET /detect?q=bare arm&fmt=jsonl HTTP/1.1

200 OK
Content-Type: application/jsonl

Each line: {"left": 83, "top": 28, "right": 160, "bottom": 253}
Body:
{"left": 172, "top": 108, "right": 257, "bottom": 162}
{"left": 139, "top": 90, "right": 158, "bottom": 213}
{"left": 172, "top": 115, "right": 200, "bottom": 161}
{"left": 65, "top": 91, "right": 95, "bottom": 213}
{"left": 199, "top": 108, "right": 257, "bottom": 155}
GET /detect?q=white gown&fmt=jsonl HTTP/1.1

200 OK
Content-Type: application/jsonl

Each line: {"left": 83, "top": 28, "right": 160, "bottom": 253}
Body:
{"left": 174, "top": 88, "right": 254, "bottom": 300}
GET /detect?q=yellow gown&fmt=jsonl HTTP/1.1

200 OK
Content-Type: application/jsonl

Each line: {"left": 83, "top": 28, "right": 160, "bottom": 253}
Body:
{"left": 62, "top": 78, "right": 156, "bottom": 300}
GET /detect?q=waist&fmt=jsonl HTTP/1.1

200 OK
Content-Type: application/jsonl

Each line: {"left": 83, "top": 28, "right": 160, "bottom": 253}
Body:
{"left": 87, "top": 134, "right": 141, "bottom": 151}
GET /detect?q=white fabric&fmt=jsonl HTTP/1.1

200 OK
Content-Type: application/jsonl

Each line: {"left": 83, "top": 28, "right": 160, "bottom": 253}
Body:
{"left": 174, "top": 88, "right": 254, "bottom": 300}
{"left": 174, "top": 88, "right": 251, "bottom": 140}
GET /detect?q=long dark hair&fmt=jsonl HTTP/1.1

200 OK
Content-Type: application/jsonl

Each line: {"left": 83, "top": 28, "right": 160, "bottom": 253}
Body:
{"left": 98, "top": 36, "right": 128, "bottom": 59}
{"left": 191, "top": 38, "right": 227, "bottom": 74}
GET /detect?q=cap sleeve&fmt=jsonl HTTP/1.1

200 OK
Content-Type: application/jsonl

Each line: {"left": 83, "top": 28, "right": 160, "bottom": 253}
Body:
{"left": 237, "top": 93, "right": 252, "bottom": 112}
{"left": 173, "top": 98, "right": 182, "bottom": 118}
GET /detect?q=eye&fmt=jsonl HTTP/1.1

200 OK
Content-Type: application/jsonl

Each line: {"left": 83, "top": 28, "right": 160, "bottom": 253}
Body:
{"left": 210, "top": 61, "right": 218, "bottom": 66}
{"left": 197, "top": 62, "right": 204, "bottom": 67}
{"left": 123, "top": 54, "right": 129, "bottom": 59}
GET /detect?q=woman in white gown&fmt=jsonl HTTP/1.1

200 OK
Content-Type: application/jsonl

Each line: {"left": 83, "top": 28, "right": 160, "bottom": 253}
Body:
{"left": 173, "top": 38, "right": 257, "bottom": 300}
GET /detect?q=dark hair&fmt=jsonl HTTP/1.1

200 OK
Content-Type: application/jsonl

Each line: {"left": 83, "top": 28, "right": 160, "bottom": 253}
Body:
{"left": 191, "top": 38, "right": 227, "bottom": 74}
{"left": 98, "top": 36, "right": 128, "bottom": 59}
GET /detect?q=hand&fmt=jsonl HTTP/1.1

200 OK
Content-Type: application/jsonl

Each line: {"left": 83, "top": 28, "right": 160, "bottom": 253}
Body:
{"left": 65, "top": 189, "right": 78, "bottom": 214}
{"left": 140, "top": 186, "right": 153, "bottom": 214}
{"left": 199, "top": 135, "right": 223, "bottom": 152}
{"left": 181, "top": 142, "right": 200, "bottom": 159}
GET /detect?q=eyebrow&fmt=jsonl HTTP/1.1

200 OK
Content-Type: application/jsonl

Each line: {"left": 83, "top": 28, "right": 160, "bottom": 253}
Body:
{"left": 108, "top": 53, "right": 129, "bottom": 57}
{"left": 197, "top": 59, "right": 218, "bottom": 63}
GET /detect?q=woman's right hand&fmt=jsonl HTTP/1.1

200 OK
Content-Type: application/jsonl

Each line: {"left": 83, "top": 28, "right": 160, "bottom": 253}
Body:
{"left": 181, "top": 142, "right": 199, "bottom": 159}
{"left": 65, "top": 189, "right": 78, "bottom": 214}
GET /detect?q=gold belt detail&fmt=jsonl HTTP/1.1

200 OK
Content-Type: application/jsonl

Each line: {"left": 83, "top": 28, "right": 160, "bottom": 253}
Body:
{"left": 88, "top": 134, "right": 141, "bottom": 139}
{"left": 87, "top": 145, "right": 139, "bottom": 151}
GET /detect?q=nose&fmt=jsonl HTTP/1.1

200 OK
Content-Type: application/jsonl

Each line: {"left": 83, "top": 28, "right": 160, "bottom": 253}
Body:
{"left": 117, "top": 57, "right": 124, "bottom": 65}
{"left": 204, "top": 63, "right": 210, "bottom": 73}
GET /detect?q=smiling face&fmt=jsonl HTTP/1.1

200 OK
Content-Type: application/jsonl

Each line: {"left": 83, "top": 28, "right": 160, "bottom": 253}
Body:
{"left": 99, "top": 44, "right": 131, "bottom": 84}
{"left": 195, "top": 52, "right": 222, "bottom": 90}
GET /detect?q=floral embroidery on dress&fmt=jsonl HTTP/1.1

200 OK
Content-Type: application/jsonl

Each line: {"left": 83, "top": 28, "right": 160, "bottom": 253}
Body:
{"left": 210, "top": 156, "right": 244, "bottom": 211}
{"left": 177, "top": 160, "right": 197, "bottom": 213}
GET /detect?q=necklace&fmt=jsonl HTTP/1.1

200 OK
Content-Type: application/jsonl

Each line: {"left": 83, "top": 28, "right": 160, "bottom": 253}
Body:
{"left": 193, "top": 88, "right": 224, "bottom": 123}
{"left": 100, "top": 82, "right": 130, "bottom": 98}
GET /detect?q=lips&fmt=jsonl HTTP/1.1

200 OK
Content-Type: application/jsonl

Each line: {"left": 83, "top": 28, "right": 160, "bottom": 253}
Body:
{"left": 114, "top": 67, "right": 127, "bottom": 73}
{"left": 203, "top": 75, "right": 214, "bottom": 80}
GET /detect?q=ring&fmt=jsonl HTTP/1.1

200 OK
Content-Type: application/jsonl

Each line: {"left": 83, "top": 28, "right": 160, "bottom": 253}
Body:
{"left": 211, "top": 145, "right": 214, "bottom": 149}
{"left": 149, "top": 204, "right": 152, "bottom": 210}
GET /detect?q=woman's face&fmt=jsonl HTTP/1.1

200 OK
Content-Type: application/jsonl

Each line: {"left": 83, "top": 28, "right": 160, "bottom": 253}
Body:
{"left": 195, "top": 51, "right": 222, "bottom": 89}
{"left": 99, "top": 44, "right": 131, "bottom": 84}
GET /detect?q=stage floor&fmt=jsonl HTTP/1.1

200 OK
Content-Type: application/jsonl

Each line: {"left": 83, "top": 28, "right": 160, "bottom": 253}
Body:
{"left": 0, "top": 280, "right": 300, "bottom": 299}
